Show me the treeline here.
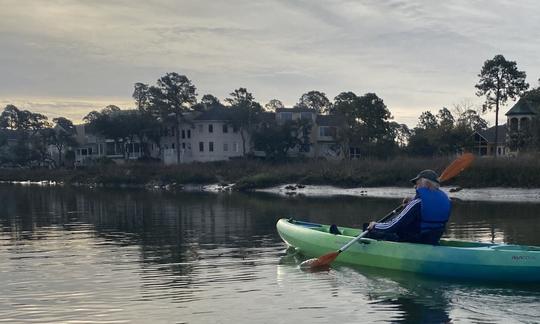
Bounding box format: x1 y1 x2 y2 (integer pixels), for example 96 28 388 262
0 105 76 167
2 54 540 168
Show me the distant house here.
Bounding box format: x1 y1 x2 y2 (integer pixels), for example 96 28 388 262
158 108 248 164
189 108 246 163
315 114 345 159
72 106 347 165
505 97 540 156
472 97 540 157
275 107 345 159
472 125 508 156
73 124 144 165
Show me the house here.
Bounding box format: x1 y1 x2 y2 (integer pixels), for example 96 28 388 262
73 124 144 165
472 125 508 156
505 97 540 156
188 108 245 163
72 106 347 165
275 107 345 159
157 108 247 164
472 97 540 157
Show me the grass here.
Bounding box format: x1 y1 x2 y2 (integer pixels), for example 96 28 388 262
0 154 539 189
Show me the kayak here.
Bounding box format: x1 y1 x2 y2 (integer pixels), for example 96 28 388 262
276 218 540 282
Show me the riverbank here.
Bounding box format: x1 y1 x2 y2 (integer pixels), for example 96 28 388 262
1 155 540 190
256 184 540 202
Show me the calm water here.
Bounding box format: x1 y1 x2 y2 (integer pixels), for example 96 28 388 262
1 184 540 323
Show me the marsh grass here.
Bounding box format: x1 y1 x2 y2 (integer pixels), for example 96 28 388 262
0 154 539 189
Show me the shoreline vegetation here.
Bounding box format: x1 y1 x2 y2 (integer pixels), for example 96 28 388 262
1 155 540 191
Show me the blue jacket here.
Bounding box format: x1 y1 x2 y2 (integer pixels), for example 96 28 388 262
373 188 451 243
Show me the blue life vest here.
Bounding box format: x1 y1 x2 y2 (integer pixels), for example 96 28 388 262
416 187 451 230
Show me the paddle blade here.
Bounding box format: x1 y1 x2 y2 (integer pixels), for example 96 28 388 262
438 153 474 183
300 251 339 269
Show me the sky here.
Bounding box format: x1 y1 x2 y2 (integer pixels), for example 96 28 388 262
1 0 540 127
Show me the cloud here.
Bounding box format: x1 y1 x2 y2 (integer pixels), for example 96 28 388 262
0 0 538 126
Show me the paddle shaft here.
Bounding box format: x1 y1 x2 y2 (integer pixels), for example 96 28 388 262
338 230 369 253
336 204 404 254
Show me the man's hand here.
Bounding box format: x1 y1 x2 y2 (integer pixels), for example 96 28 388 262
402 197 412 205
367 221 377 230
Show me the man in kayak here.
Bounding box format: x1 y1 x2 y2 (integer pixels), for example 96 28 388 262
365 169 451 245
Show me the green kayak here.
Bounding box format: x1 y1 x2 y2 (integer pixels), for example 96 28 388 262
277 218 540 282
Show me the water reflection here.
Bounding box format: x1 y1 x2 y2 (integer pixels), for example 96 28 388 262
0 184 540 323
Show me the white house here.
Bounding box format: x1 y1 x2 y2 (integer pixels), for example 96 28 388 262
158 108 247 164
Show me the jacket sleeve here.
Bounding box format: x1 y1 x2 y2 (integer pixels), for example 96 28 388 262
374 198 421 232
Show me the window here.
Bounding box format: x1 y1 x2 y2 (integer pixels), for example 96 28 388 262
182 143 186 149
319 126 336 137
209 124 213 133
223 143 229 151
279 112 293 121
181 130 185 139
233 142 239 153
209 141 214 152
198 124 203 133
223 124 228 133
233 125 239 133
172 143 175 149
187 129 191 138
510 118 518 131
199 142 204 152
350 147 361 159
187 143 191 150
521 118 530 131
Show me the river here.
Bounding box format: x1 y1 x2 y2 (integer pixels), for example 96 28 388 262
0 184 539 323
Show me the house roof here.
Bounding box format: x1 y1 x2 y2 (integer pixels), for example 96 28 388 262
316 114 345 127
276 107 315 113
506 98 540 116
476 125 507 144
259 111 276 122
193 107 233 121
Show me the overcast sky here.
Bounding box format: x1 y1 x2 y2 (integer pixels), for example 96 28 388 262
1 0 539 126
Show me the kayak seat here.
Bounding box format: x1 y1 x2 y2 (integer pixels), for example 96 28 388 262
329 224 341 235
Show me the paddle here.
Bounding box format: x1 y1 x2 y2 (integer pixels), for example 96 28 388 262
300 153 475 269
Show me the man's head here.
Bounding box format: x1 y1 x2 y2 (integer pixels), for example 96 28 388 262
410 169 440 189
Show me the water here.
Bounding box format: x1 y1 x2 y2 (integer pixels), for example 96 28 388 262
0 185 539 323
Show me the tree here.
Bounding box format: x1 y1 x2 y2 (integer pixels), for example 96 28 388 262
253 119 312 161
390 122 411 148
356 93 393 144
155 73 197 162
417 111 438 130
156 73 197 113
194 94 223 111
295 91 332 114
0 104 23 130
437 107 455 132
331 91 358 125
452 100 488 132
133 83 150 112
225 88 263 155
264 99 284 112
0 105 50 133
475 54 529 156
50 117 77 166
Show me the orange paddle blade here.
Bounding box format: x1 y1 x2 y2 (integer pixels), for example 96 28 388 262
300 251 339 269
438 153 474 183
